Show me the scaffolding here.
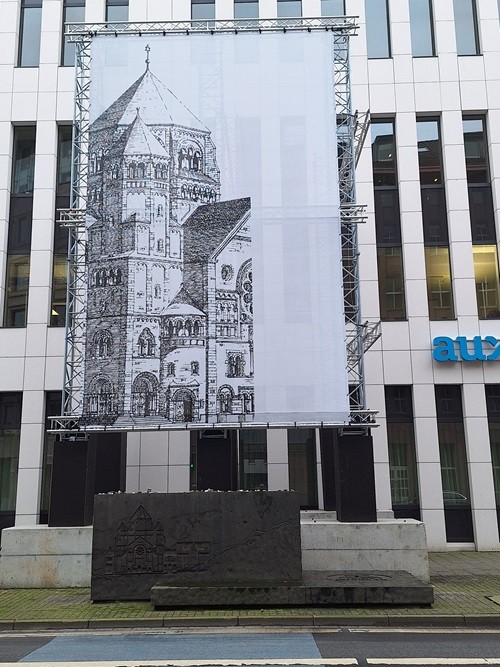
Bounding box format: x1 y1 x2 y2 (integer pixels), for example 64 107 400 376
51 17 379 434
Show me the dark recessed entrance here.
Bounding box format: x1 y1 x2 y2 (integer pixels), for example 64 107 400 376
191 430 237 491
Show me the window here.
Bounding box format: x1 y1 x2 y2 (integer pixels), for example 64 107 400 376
321 0 344 15
51 126 72 326
0 394 22 523
18 0 42 67
62 0 85 66
372 120 406 320
106 0 129 21
486 386 500 539
191 0 215 21
463 118 500 318
453 0 480 55
409 0 435 57
4 127 36 328
288 429 318 509
385 387 420 519
277 0 302 17
234 0 259 19
365 0 391 58
417 118 455 320
239 430 267 490
435 386 473 543
39 392 62 523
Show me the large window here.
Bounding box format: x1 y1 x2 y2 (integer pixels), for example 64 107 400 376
435 386 473 543
4 127 36 328
277 0 302 17
0 394 22 531
463 117 500 319
39 392 62 523
385 386 420 520
372 120 406 320
234 0 258 19
288 429 318 509
18 0 42 67
62 0 85 67
453 0 480 55
409 0 435 57
191 0 215 21
417 118 455 320
365 0 391 58
106 0 129 21
239 430 267 490
51 126 72 327
486 385 500 540
321 0 344 15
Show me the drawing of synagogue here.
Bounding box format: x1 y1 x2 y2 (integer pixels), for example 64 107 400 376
82 59 254 426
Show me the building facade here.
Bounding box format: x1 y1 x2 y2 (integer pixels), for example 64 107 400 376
0 0 499 550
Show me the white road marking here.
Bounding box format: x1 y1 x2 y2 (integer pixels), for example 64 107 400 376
349 629 500 634
0 660 358 667
367 660 500 665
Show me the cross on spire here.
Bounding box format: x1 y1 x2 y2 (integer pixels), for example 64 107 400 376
145 44 151 71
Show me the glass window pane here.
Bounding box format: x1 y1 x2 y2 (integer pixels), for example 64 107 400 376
277 0 302 17
12 127 36 195
234 1 259 18
365 0 391 58
371 121 396 186
409 0 435 57
51 254 68 327
62 5 85 66
453 0 480 55
18 6 42 67
417 119 443 184
321 0 344 15
106 4 129 21
57 126 72 196
191 2 215 19
3 255 30 327
438 423 471 507
377 247 406 320
288 429 318 509
473 245 500 319
424 246 454 320
463 117 488 183
0 430 20 511
239 429 267 490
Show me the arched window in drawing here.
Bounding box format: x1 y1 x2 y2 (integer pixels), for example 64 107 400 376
178 147 188 171
131 372 158 417
154 283 161 299
127 191 146 221
128 162 136 178
137 162 145 179
191 361 199 375
167 320 174 337
166 362 175 376
227 353 245 378
138 327 155 357
93 330 113 358
193 320 200 336
218 386 233 414
87 376 115 416
193 150 202 171
237 260 253 320
172 388 196 422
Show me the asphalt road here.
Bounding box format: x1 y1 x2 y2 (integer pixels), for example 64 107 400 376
1 629 500 665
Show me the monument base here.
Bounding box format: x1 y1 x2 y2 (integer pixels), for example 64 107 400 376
151 571 434 608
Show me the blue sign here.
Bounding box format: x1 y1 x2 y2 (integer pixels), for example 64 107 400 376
432 336 500 362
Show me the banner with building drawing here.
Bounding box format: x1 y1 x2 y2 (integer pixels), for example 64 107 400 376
81 31 349 427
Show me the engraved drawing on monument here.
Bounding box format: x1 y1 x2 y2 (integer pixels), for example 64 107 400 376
82 48 253 427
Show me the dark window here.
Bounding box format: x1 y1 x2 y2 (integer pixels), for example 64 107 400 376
288 429 318 509
39 391 62 523
18 0 42 67
277 0 302 17
409 0 435 56
417 118 443 185
463 117 489 184
321 0 345 15
106 0 129 21
239 430 267 490
12 126 36 196
0 393 22 517
62 0 85 66
234 0 259 18
453 0 480 55
486 386 500 530
365 0 391 58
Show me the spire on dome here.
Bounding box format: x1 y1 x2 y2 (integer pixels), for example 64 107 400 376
145 44 150 72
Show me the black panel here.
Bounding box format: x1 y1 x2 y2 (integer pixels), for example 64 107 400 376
469 185 496 243
444 507 474 543
435 385 463 422
421 186 448 245
48 440 89 526
486 385 500 421
374 188 401 245
0 511 15 539
88 432 126 496
7 197 33 253
0 393 22 428
333 433 377 522
319 428 336 511
196 431 236 491
385 385 413 422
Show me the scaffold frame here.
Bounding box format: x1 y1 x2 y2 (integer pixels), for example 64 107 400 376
51 17 379 434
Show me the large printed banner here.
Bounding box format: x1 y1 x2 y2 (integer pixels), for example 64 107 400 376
81 31 349 427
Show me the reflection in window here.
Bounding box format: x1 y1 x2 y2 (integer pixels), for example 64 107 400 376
417 119 443 185
409 0 435 57
377 248 406 320
463 117 489 184
239 430 267 490
191 0 215 20
12 127 36 196
486 386 500 520
425 247 455 320
288 429 318 509
0 393 22 516
473 245 500 319
453 0 480 55
234 0 258 18
372 122 396 187
277 0 302 17
106 0 129 21
321 0 344 15
62 1 85 66
18 0 42 67
39 391 62 523
365 0 391 58
4 256 30 328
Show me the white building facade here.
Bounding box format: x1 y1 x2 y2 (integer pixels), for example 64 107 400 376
0 0 499 551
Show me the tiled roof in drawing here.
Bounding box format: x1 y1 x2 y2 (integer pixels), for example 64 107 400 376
123 112 169 158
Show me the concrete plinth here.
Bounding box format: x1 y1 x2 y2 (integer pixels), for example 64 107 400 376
301 513 430 583
0 526 92 588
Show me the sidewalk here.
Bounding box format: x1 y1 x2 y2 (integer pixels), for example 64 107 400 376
0 552 499 630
